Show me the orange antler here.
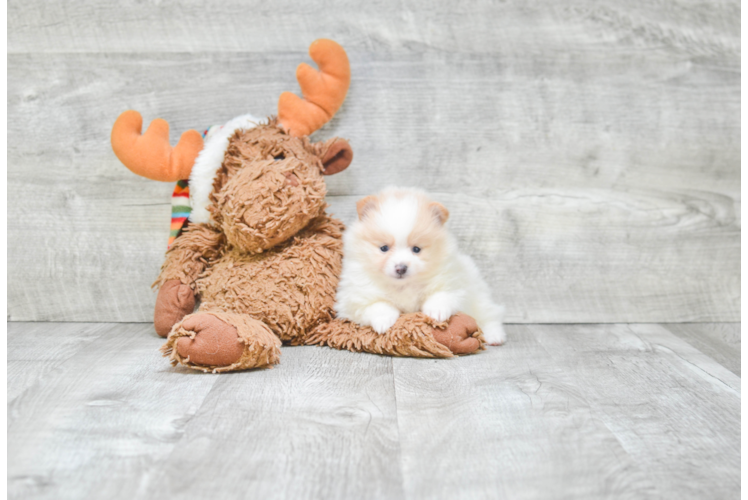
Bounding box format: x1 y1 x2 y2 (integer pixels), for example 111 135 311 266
278 39 351 137
111 110 204 182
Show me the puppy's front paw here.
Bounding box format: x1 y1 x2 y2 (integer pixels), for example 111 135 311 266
422 293 458 323
482 322 506 346
371 315 398 334
364 302 401 334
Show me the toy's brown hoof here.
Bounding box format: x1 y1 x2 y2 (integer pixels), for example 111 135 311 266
154 280 195 337
175 314 245 366
431 313 481 355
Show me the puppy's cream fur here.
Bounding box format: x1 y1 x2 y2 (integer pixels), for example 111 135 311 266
335 187 506 345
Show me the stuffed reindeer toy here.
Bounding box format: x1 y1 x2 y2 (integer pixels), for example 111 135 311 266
111 39 484 373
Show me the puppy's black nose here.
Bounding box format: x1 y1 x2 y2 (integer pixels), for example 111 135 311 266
395 264 408 276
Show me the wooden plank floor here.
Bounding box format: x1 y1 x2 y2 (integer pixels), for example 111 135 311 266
7 322 740 499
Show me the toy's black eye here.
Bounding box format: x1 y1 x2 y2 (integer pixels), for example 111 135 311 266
274 153 285 161
380 245 389 252
412 246 421 254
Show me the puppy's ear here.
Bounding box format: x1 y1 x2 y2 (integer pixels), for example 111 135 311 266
429 202 449 225
356 195 379 220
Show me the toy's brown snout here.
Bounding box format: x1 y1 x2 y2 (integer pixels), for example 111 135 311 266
215 155 327 253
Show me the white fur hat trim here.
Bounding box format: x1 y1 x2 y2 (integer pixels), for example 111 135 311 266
188 113 265 224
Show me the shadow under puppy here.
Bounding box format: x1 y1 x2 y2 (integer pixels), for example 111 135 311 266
335 187 507 346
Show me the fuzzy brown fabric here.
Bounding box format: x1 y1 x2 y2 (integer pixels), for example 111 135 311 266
307 312 485 358
154 122 485 372
195 213 344 345
211 124 329 253
161 311 282 373
154 224 224 289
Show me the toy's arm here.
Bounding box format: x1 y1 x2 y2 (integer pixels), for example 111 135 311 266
154 223 224 288
152 223 224 337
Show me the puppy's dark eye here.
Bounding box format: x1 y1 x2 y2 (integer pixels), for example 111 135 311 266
412 246 421 254
273 153 285 161
380 245 389 252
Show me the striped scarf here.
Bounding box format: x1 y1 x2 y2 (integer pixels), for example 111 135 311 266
168 179 191 248
167 126 223 248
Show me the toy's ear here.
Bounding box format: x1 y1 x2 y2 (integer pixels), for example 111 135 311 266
319 138 353 175
429 202 449 225
356 195 379 220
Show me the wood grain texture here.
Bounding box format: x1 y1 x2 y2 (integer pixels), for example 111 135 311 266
392 323 740 499
7 322 404 500
740 189 748 323
393 325 659 500
740 323 748 416
7 322 108 402
526 324 741 499
147 348 404 500
8 322 740 499
661 323 741 376
7 0 740 322
8 1 740 55
740 418 748 498
7 323 222 500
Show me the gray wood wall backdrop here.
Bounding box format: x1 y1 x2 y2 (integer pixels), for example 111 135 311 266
8 0 740 323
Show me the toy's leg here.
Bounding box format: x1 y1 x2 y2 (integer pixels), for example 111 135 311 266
306 312 484 358
160 312 282 373
430 313 485 354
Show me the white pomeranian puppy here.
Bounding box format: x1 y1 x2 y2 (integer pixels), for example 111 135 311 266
334 187 506 345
